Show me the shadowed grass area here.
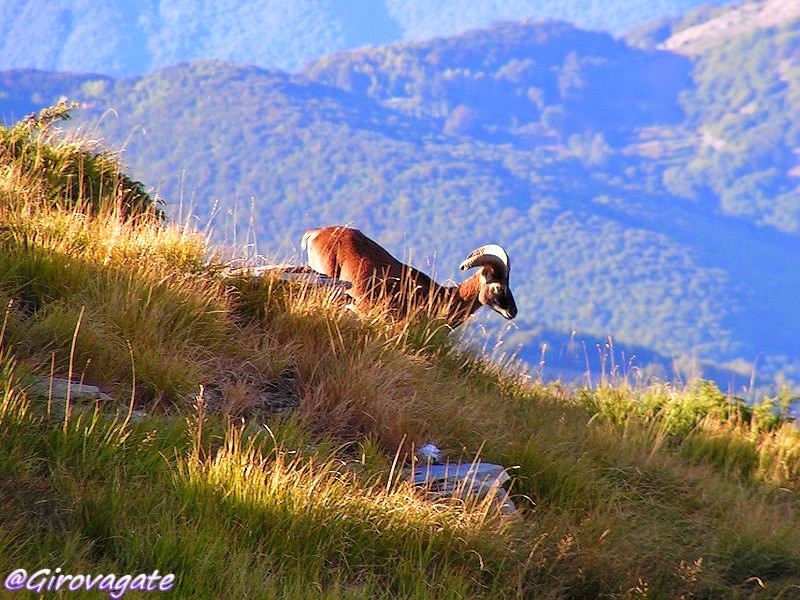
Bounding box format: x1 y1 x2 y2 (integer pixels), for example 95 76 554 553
0 355 518 598
1 116 800 597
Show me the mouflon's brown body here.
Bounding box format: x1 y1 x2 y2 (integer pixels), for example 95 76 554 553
302 226 517 326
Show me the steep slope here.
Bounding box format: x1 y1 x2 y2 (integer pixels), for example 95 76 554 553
2 19 799 390
0 0 737 76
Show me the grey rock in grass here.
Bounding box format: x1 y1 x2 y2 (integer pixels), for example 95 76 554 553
29 377 114 402
408 461 518 515
127 409 149 422
225 264 352 290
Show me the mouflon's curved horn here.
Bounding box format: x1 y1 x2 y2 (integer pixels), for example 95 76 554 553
459 244 510 276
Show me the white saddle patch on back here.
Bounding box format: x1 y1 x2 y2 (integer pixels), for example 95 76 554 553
304 231 328 274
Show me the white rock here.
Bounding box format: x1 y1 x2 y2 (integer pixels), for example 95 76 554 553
408 461 518 515
418 443 442 463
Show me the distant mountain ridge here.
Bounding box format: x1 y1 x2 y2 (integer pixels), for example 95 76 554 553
0 0 736 76
302 20 691 144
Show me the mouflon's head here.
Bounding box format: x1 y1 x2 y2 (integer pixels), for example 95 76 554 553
459 244 517 319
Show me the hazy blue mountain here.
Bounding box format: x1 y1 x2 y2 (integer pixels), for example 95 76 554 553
0 0 736 76
303 20 692 144
385 0 734 41
1 15 798 393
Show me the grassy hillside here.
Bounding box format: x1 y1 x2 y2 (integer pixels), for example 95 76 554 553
4 17 800 391
1 105 800 598
3 20 799 390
